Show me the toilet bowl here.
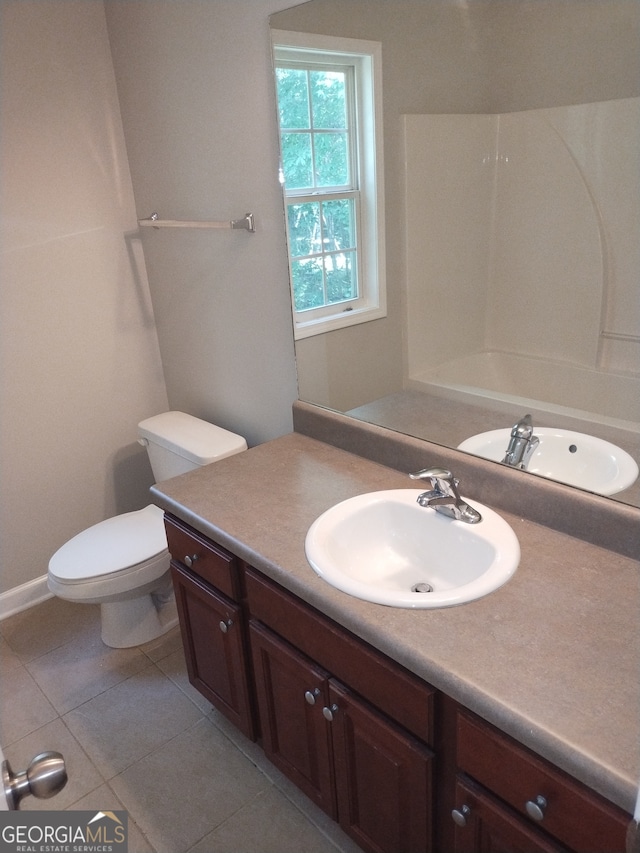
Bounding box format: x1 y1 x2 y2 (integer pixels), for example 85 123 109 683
48 504 173 648
47 412 247 648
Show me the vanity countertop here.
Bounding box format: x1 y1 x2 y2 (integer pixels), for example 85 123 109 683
150 432 639 814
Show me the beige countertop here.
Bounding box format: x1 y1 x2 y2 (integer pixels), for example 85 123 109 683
151 432 639 815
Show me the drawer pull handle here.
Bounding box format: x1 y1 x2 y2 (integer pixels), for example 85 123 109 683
304 688 321 706
184 554 198 568
219 619 233 634
525 795 547 822
451 805 471 827
322 704 339 722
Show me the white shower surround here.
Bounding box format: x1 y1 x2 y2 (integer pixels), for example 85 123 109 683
408 351 640 432
404 98 640 428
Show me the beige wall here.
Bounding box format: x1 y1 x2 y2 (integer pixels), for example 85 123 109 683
104 0 299 448
0 1 169 598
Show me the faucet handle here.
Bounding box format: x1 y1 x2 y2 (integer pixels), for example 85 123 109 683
409 467 455 490
511 413 534 439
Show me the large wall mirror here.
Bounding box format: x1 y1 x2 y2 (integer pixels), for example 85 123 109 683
270 0 640 508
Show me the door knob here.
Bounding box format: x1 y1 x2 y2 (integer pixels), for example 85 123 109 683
219 619 233 633
322 704 339 722
2 751 67 810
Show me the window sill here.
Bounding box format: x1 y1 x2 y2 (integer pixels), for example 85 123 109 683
294 304 387 340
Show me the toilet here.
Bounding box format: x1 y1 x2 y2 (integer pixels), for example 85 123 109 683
47 412 247 648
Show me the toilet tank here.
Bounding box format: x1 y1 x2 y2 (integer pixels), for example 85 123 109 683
137 411 247 481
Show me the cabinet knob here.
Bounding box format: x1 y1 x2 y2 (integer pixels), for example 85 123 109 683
219 619 233 634
525 795 547 822
184 554 198 568
322 704 339 722
304 688 321 706
451 805 471 827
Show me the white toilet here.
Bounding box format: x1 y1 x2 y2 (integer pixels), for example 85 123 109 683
47 412 247 648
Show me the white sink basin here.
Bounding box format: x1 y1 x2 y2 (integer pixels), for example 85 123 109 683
305 490 520 608
457 428 638 496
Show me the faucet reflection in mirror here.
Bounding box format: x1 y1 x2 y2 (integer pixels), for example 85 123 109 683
271 0 640 509
502 415 538 470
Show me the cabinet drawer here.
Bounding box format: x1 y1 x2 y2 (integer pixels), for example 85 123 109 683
456 711 627 852
165 515 239 600
245 568 434 744
452 777 569 853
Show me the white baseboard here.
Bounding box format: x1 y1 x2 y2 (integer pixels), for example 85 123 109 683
0 575 53 621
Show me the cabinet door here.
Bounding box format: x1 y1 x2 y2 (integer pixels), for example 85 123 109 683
249 620 337 818
171 564 255 738
452 778 569 853
329 680 434 853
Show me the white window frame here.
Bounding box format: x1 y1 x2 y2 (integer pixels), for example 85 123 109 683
273 31 386 339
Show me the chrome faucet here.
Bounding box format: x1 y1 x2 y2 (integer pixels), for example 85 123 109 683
502 414 539 469
409 467 482 524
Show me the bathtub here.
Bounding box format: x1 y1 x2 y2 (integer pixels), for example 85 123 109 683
407 351 640 433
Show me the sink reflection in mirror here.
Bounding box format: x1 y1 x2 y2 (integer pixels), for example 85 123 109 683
458 428 638 496
305 490 520 609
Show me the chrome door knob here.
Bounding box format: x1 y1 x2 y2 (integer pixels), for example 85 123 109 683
184 554 198 568
3 751 67 810
219 619 233 633
525 795 547 821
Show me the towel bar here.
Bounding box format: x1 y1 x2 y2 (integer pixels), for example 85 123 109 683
138 212 255 233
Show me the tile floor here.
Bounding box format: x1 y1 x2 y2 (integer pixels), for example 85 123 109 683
0 596 362 853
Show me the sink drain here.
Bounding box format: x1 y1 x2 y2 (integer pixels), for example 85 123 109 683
411 582 434 593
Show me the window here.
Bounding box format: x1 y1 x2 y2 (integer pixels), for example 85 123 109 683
273 31 385 339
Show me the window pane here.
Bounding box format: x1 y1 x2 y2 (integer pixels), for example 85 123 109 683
314 132 349 186
291 258 324 311
322 198 356 251
276 68 310 129
325 252 357 304
281 133 313 190
310 70 346 129
287 201 320 257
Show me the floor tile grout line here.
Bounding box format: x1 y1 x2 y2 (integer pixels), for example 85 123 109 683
24 662 140 719
0 666 59 749
61 776 160 852
59 684 212 784
184 786 275 853
0 604 103 665
198 712 354 851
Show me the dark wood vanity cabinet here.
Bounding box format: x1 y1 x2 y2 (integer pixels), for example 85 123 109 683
165 516 255 739
249 615 433 853
245 568 435 853
165 515 630 853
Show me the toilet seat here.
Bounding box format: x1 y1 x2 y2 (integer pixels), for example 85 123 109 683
49 504 168 586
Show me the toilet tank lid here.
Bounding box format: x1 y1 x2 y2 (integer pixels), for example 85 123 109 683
138 411 247 465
